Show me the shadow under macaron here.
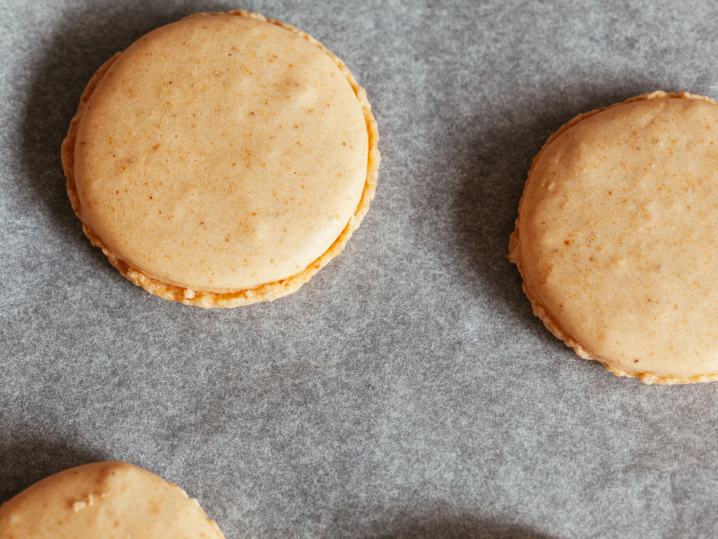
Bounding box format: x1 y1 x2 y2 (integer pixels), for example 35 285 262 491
0 434 108 503
365 513 555 539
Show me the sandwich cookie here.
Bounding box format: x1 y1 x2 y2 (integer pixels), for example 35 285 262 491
509 91 718 384
62 11 380 307
0 461 224 538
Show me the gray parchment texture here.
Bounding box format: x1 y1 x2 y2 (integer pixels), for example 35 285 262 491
2 1 718 537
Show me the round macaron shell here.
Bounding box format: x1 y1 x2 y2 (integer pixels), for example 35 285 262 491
73 13 369 293
514 93 718 382
0 462 224 538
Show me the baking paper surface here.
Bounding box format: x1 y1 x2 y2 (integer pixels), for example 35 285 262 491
2 1 718 537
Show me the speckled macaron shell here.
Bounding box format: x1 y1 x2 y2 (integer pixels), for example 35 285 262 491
62 11 380 307
509 91 718 384
0 462 225 538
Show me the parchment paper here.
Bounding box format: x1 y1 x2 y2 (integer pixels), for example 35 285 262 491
2 0 718 537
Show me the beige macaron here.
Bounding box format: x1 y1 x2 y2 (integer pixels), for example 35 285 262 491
509 91 718 384
0 461 224 538
62 11 380 308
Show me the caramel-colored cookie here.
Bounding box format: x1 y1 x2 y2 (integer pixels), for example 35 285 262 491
509 91 718 384
0 462 224 538
62 11 380 308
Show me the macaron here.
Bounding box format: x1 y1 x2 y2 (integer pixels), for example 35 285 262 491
0 461 224 538
509 91 718 384
62 11 380 308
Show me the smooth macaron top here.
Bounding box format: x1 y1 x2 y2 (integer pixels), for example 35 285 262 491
0 461 224 538
73 13 369 293
516 92 718 381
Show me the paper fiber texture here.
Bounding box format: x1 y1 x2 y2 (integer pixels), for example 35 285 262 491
2 1 718 537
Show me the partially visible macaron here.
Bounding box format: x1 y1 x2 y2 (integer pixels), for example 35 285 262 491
0 461 224 538
509 91 718 384
62 11 380 308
